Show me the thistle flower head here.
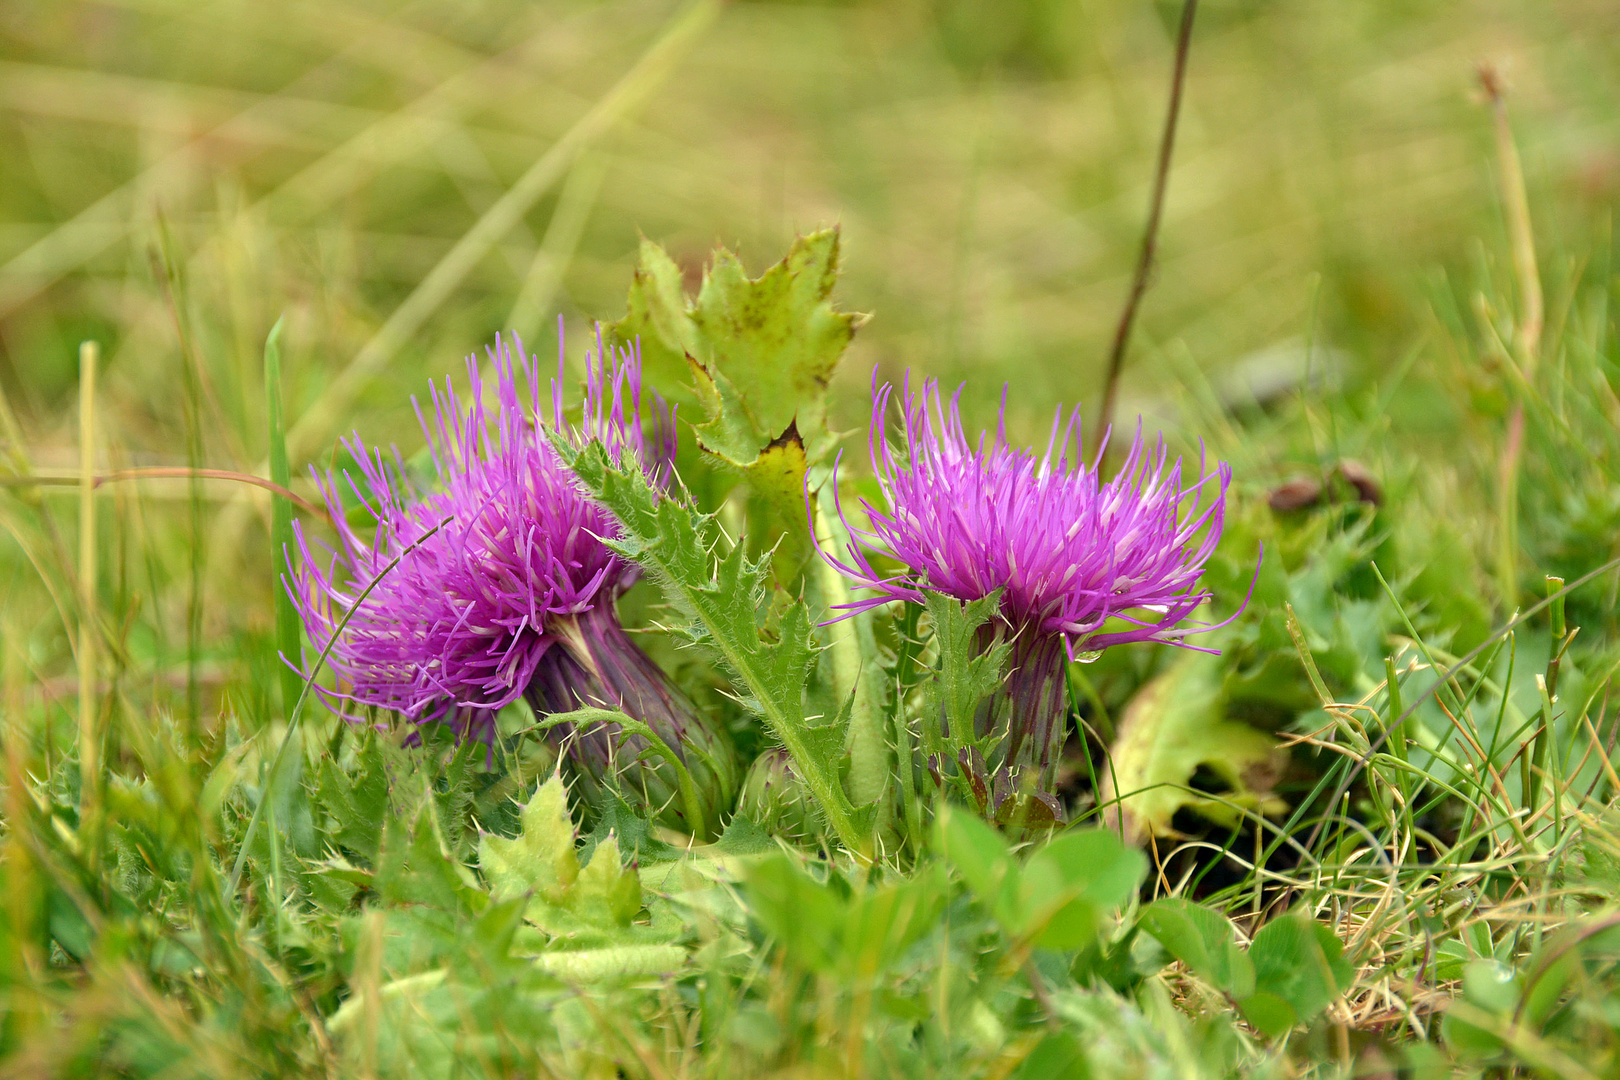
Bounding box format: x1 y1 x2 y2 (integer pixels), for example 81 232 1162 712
289 324 672 739
820 374 1234 657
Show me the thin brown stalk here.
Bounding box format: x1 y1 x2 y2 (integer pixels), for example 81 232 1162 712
0 468 328 520
1091 0 1198 461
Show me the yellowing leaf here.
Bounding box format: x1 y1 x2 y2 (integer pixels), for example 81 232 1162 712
608 229 862 476
1100 652 1286 843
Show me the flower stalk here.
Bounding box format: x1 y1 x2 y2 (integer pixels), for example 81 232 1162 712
819 374 1241 812
288 324 738 837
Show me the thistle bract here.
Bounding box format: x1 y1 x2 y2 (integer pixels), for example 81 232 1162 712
289 326 737 836
736 747 819 844
819 375 1235 804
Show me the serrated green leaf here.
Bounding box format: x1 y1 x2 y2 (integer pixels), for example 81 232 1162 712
584 789 683 865
317 735 390 863
375 804 478 914
612 239 701 397
711 813 775 856
922 591 1009 809
573 835 642 927
478 774 580 905
608 229 859 472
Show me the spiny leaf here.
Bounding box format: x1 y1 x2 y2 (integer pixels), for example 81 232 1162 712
573 835 642 927
924 591 1009 737
609 230 860 471
611 238 701 397
557 438 869 858
541 706 712 840
922 591 1010 807
584 790 683 866
315 735 389 863
478 773 580 905
528 944 687 982
375 804 478 914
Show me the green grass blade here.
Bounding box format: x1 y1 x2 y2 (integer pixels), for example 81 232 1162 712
263 316 300 718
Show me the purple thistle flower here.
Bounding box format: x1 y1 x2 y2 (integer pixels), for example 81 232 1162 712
817 374 1243 807
288 324 737 836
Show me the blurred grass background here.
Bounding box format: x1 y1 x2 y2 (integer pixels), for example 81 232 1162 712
0 0 1617 671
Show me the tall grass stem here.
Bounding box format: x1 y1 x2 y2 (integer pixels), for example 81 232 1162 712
1480 65 1542 610
279 0 722 467
1092 0 1198 462
264 317 300 719
76 340 99 848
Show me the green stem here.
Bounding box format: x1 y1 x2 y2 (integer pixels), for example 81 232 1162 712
815 499 888 809
264 317 301 720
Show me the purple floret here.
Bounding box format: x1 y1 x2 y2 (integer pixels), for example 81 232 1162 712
288 324 671 742
820 373 1233 656
816 373 1243 812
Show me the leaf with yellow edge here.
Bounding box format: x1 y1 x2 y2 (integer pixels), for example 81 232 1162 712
1100 651 1287 843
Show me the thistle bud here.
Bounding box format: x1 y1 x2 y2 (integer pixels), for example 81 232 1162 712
736 748 819 844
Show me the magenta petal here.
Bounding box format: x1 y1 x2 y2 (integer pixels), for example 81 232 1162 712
287 322 674 739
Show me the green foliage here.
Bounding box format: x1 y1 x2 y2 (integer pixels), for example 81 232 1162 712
1138 900 1350 1038
934 805 1145 950
479 774 646 936
745 855 947 979
263 316 300 720
1098 651 1287 843
1241 913 1353 1037
919 591 1011 812
1138 898 1255 1000
609 230 860 475
4 29 1620 1070
478 773 581 906
556 437 871 857
533 706 717 841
